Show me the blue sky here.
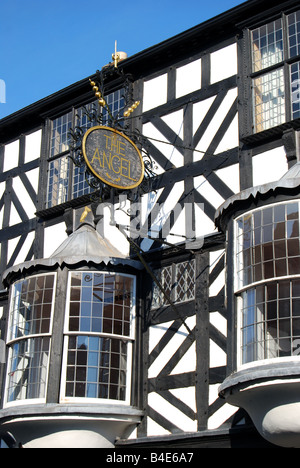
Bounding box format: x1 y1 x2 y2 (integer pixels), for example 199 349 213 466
0 0 245 119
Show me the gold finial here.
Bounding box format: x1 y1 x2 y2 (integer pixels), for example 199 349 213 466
112 40 120 68
89 79 107 108
80 206 92 223
124 101 140 118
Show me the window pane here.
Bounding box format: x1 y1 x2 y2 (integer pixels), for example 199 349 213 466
65 336 128 401
151 260 195 309
72 166 93 199
6 337 50 403
50 112 72 158
291 61 300 120
252 19 283 72
9 275 55 341
240 279 300 364
236 203 300 290
288 10 300 58
46 156 69 208
68 272 134 337
63 272 135 402
253 68 285 132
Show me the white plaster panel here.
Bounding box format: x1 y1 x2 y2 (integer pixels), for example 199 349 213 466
170 387 196 414
7 231 35 267
194 175 225 210
252 146 288 186
148 392 197 434
210 43 238 84
143 121 184 172
147 416 170 436
215 114 239 154
148 320 174 355
170 341 196 375
101 205 130 257
194 88 238 156
12 175 36 222
44 222 68 258
193 96 217 135
215 162 240 194
209 264 225 297
4 140 19 172
176 59 201 98
210 311 227 337
9 203 22 226
210 338 227 368
26 167 39 194
194 202 216 239
25 130 42 163
209 249 225 273
140 180 185 251
161 109 184 139
148 316 195 379
143 74 168 112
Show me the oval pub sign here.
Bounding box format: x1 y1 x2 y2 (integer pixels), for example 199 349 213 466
82 126 144 190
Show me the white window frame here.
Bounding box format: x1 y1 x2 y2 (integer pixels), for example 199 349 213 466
4 273 57 407
60 271 136 406
234 201 300 369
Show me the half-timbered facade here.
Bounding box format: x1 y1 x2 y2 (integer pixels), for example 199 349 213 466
0 0 300 448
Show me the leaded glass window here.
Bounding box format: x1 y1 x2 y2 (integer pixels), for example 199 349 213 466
50 112 73 158
46 89 124 208
62 271 135 402
288 10 300 58
250 10 300 133
291 61 300 120
235 202 300 366
6 274 56 404
251 19 283 72
151 260 195 309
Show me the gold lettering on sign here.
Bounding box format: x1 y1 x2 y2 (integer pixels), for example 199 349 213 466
83 126 144 190
91 133 138 182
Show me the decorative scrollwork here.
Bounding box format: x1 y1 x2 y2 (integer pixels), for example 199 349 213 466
67 66 158 205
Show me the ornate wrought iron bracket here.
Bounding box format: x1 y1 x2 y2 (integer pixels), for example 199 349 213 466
68 66 157 204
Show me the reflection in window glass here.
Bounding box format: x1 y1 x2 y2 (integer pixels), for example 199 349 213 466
253 68 285 132
9 275 55 341
151 260 195 309
64 271 135 402
241 280 300 364
252 19 283 72
236 202 300 366
65 336 127 400
7 337 50 402
236 202 300 289
288 10 300 58
47 90 125 208
50 112 72 158
68 272 133 336
250 10 300 134
47 156 69 208
291 61 300 120
6 274 55 403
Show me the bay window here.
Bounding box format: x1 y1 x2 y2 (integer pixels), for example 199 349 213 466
5 274 56 404
235 201 300 366
61 271 135 403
